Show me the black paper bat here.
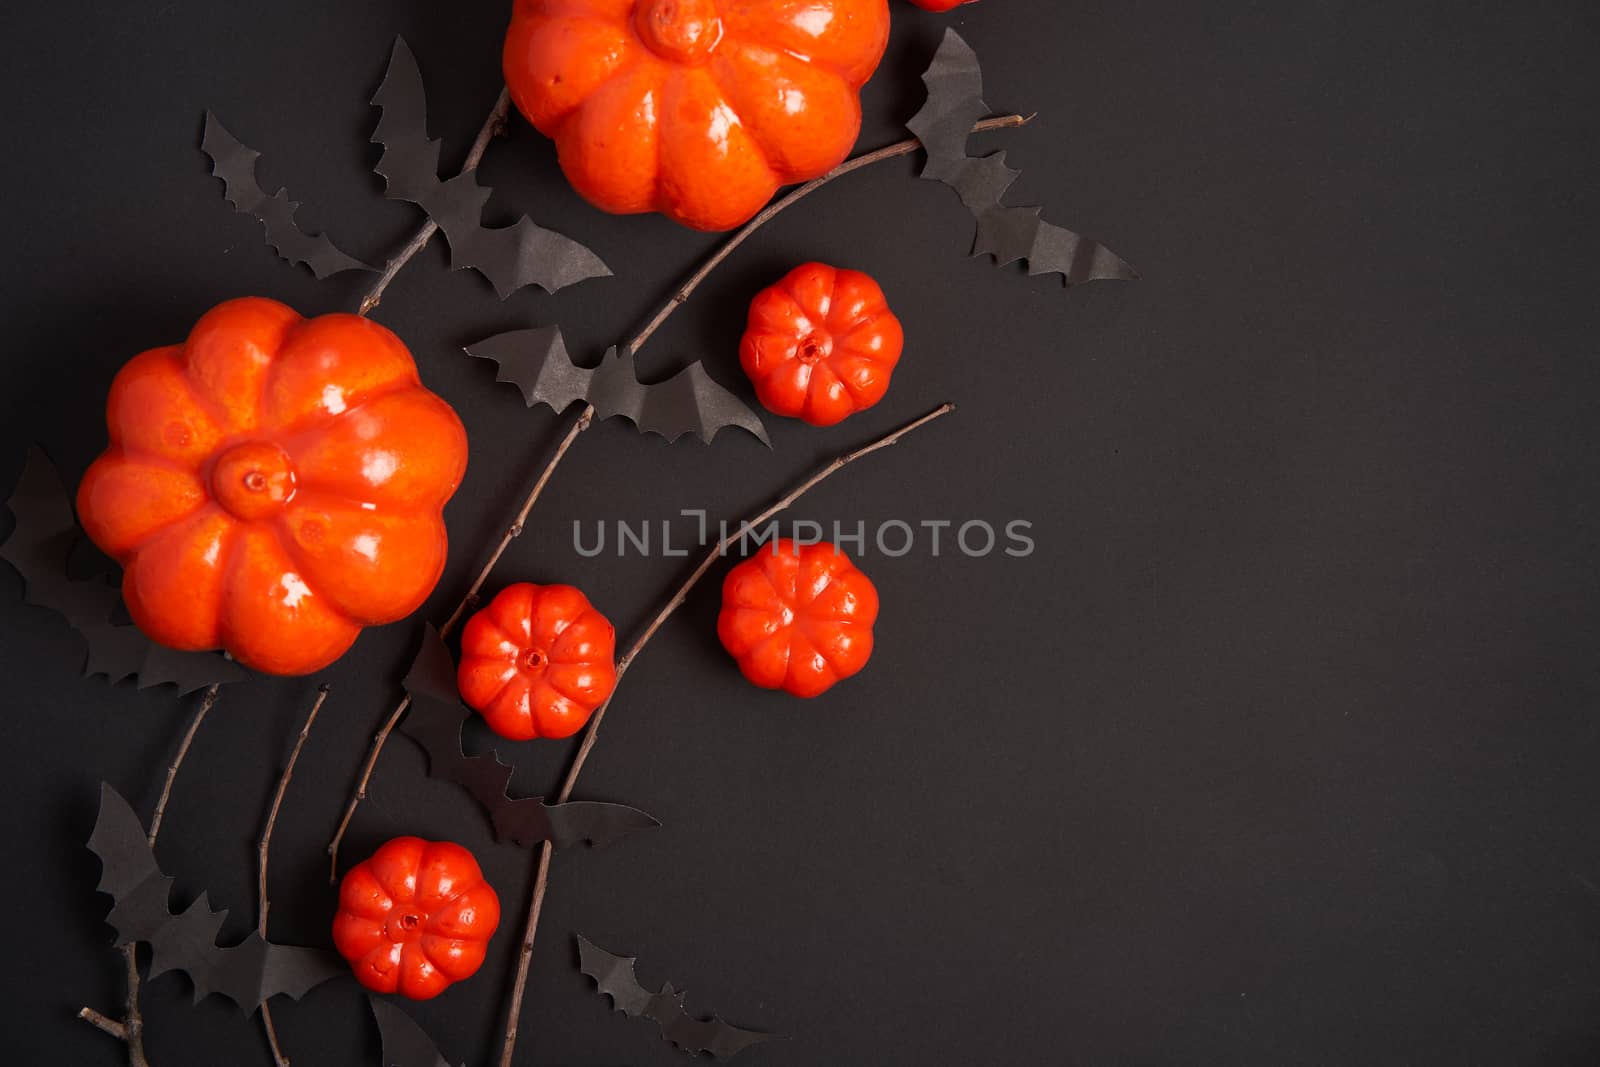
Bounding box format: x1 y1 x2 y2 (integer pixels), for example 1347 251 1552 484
372 39 611 298
907 29 1138 287
88 783 344 1010
369 996 460 1067
201 112 375 279
399 625 659 850
577 935 769 1059
1 449 246 694
465 328 769 446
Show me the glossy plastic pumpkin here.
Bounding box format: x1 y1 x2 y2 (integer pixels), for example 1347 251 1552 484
457 582 618 740
76 297 468 676
717 538 878 697
503 0 893 231
739 262 903 426
333 837 501 1000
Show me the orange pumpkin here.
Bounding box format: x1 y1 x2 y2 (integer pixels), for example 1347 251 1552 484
457 583 618 741
503 0 892 231
76 297 468 676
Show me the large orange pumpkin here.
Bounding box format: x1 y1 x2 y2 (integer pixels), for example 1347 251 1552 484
503 0 892 231
76 297 468 676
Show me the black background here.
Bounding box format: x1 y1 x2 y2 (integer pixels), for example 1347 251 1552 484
3 1 1598 1064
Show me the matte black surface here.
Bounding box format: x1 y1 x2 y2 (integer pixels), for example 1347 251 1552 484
1 2 1597 1064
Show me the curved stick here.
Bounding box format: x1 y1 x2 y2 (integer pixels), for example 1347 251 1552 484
146 682 221 844
257 684 332 1067
496 402 956 1067
77 681 225 1065
357 88 512 317
326 406 593 880
623 114 1029 357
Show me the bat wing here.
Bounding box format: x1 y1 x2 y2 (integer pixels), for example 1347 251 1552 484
909 29 1138 287
464 331 768 446
906 28 991 180
434 175 612 298
400 627 660 850
659 1003 773 1060
369 996 462 1067
88 784 342 1011
577 934 770 1059
371 39 610 297
2 449 245 693
496 797 661 851
465 327 594 411
201 112 373 279
591 349 771 446
400 624 517 816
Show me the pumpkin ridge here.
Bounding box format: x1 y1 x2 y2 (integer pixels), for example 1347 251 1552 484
118 506 234 651
470 654 527 711
213 519 255 639
825 296 882 339
547 612 612 662
710 41 857 183
512 11 636 130
421 843 483 905
359 942 401 988
703 51 784 181
796 560 837 608
192 512 246 650
732 551 784 610
752 628 794 677
267 490 435 625
650 64 691 219
252 518 365 634
831 311 891 350
279 389 465 512
469 609 524 659
726 2 880 85
172 353 244 442
783 265 836 321
114 495 218 561
110 444 209 479
560 50 665 215
827 362 880 406
266 374 420 442
784 630 830 688
252 314 311 430
543 660 609 704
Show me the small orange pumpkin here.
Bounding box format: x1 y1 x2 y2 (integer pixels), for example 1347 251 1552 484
457 583 618 740
503 0 892 231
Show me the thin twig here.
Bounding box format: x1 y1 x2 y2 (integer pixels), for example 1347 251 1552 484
147 682 220 845
326 406 594 881
496 843 553 1067
439 404 595 636
261 1008 291 1067
77 1007 126 1040
256 684 332 1067
623 115 1030 357
358 88 512 317
78 941 150 1063
495 402 956 1067
80 682 226 1063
